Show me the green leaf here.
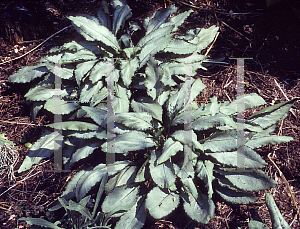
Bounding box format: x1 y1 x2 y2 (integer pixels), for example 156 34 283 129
61 49 97 64
215 169 277 192
105 165 137 194
75 165 108 201
81 106 107 126
67 15 120 51
206 146 267 169
196 161 214 199
18 218 63 229
44 96 80 115
97 0 111 30
189 113 236 131
110 112 153 131
115 195 147 229
101 131 156 154
68 199 93 220
219 93 266 116
101 184 139 218
174 161 198 200
161 9 193 32
112 5 132 35
180 187 215 224
171 130 204 152
89 61 112 84
145 186 180 219
8 64 48 84
79 80 103 102
92 172 108 218
114 83 130 113
157 138 183 165
246 135 293 149
24 84 68 101
18 130 63 173
44 62 74 80
247 98 298 129
265 192 291 229
60 169 87 199
214 179 259 205
144 5 177 34
164 39 196 54
120 57 139 87
139 34 173 68
70 141 103 166
172 108 210 126
75 60 98 87
144 56 167 101
46 121 99 131
202 129 254 153
189 25 219 53
149 149 176 189
30 101 44 121
248 220 270 229
131 97 163 122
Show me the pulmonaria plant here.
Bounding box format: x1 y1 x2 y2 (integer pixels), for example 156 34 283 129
8 0 297 228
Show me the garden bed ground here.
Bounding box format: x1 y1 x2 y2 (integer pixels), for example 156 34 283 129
0 0 300 228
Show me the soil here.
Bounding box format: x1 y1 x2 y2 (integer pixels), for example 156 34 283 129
0 0 300 228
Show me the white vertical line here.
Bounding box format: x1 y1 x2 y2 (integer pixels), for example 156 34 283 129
230 57 252 170
52 57 63 172
183 65 193 173
106 58 116 172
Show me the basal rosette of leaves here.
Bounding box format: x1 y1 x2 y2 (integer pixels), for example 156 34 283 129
9 0 297 228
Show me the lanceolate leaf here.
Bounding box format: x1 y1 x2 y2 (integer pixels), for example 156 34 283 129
114 83 130 113
196 161 214 199
206 146 267 169
81 106 107 126
137 25 173 48
149 149 176 189
214 179 259 205
8 64 48 84
18 218 63 229
120 57 139 87
89 61 112 84
139 34 173 68
180 187 215 224
101 131 156 154
265 192 291 229
24 84 68 101
44 96 80 115
67 15 120 51
215 169 277 192
112 112 153 131
144 5 177 35
131 97 163 122
79 80 103 101
247 98 298 129
219 93 266 116
189 113 236 131
171 130 204 152
112 5 132 35
145 186 180 219
101 184 139 218
189 25 219 53
115 195 147 229
70 141 103 166
76 165 108 201
46 121 100 131
246 135 293 149
157 138 183 165
61 49 97 64
18 131 63 173
161 9 193 32
105 165 137 194
97 0 111 30
164 39 196 54
75 60 98 87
